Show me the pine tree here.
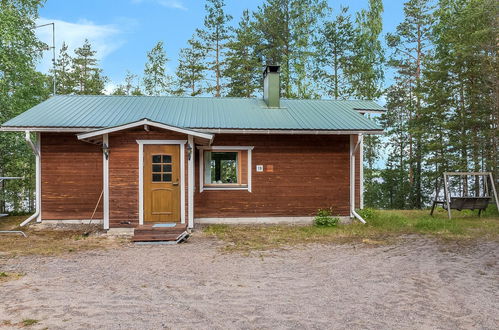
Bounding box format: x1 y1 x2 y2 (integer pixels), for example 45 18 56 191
0 0 51 213
290 0 328 98
143 41 171 96
113 71 142 96
253 0 327 98
51 42 74 94
197 0 232 97
379 83 413 208
72 39 107 95
385 0 433 208
314 6 354 99
174 36 207 96
253 0 292 96
349 0 384 99
224 9 261 97
425 0 499 184
349 0 385 208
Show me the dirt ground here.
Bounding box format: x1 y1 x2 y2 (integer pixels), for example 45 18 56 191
1 235 498 330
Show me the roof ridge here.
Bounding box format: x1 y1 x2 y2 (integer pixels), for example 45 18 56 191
52 94 380 103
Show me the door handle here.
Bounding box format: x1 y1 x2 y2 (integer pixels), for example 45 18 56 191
172 182 179 186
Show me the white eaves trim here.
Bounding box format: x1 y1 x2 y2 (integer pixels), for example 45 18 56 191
195 128 384 135
76 119 214 141
2 126 383 136
0 126 96 132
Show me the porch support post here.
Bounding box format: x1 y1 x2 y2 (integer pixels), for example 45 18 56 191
349 135 355 218
359 134 364 209
35 132 41 222
187 135 194 229
103 134 109 230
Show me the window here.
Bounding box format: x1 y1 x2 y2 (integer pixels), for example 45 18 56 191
151 154 172 182
204 151 239 185
200 147 253 191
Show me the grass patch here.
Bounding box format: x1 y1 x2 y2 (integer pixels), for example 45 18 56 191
22 319 39 326
0 271 24 283
204 208 499 252
0 216 126 258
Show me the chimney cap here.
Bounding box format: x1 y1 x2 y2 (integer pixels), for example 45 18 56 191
263 65 280 78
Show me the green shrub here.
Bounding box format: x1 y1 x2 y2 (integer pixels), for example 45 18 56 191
357 208 378 221
314 209 339 227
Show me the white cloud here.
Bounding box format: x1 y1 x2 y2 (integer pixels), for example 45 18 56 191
35 17 125 73
132 0 188 10
158 0 187 10
104 82 118 95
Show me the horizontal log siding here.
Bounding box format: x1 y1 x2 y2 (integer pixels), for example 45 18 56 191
195 134 356 218
40 131 360 225
40 133 103 220
108 129 187 228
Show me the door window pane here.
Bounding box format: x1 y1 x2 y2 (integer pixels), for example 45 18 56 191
151 154 173 183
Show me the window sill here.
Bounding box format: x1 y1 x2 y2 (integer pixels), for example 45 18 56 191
202 185 249 191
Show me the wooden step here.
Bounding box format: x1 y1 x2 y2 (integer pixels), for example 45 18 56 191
134 228 186 235
132 223 189 242
132 233 184 242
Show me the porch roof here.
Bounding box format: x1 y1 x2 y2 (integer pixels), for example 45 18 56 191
1 95 384 134
77 118 214 144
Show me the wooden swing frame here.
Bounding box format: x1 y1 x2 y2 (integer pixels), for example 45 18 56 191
430 172 499 219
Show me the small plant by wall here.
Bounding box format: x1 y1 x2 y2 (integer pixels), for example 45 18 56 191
314 208 339 227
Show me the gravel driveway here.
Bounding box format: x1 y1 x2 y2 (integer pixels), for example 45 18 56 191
1 236 498 329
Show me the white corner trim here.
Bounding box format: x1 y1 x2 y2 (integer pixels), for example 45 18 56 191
199 148 204 193
36 133 42 222
77 119 213 141
180 143 186 224
197 146 254 192
187 135 194 228
138 142 144 224
350 135 366 224
103 134 109 230
248 148 252 192
137 140 186 225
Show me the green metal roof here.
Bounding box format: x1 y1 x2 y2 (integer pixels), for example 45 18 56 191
1 95 384 132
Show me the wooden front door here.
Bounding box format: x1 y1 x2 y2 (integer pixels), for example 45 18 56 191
143 145 180 223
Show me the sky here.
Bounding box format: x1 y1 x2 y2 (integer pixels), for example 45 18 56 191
36 0 404 94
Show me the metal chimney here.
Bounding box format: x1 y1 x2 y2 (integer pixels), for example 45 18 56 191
263 65 280 108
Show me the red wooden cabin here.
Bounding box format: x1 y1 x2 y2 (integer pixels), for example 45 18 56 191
1 66 384 234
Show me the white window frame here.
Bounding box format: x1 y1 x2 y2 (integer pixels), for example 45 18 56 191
197 146 253 192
